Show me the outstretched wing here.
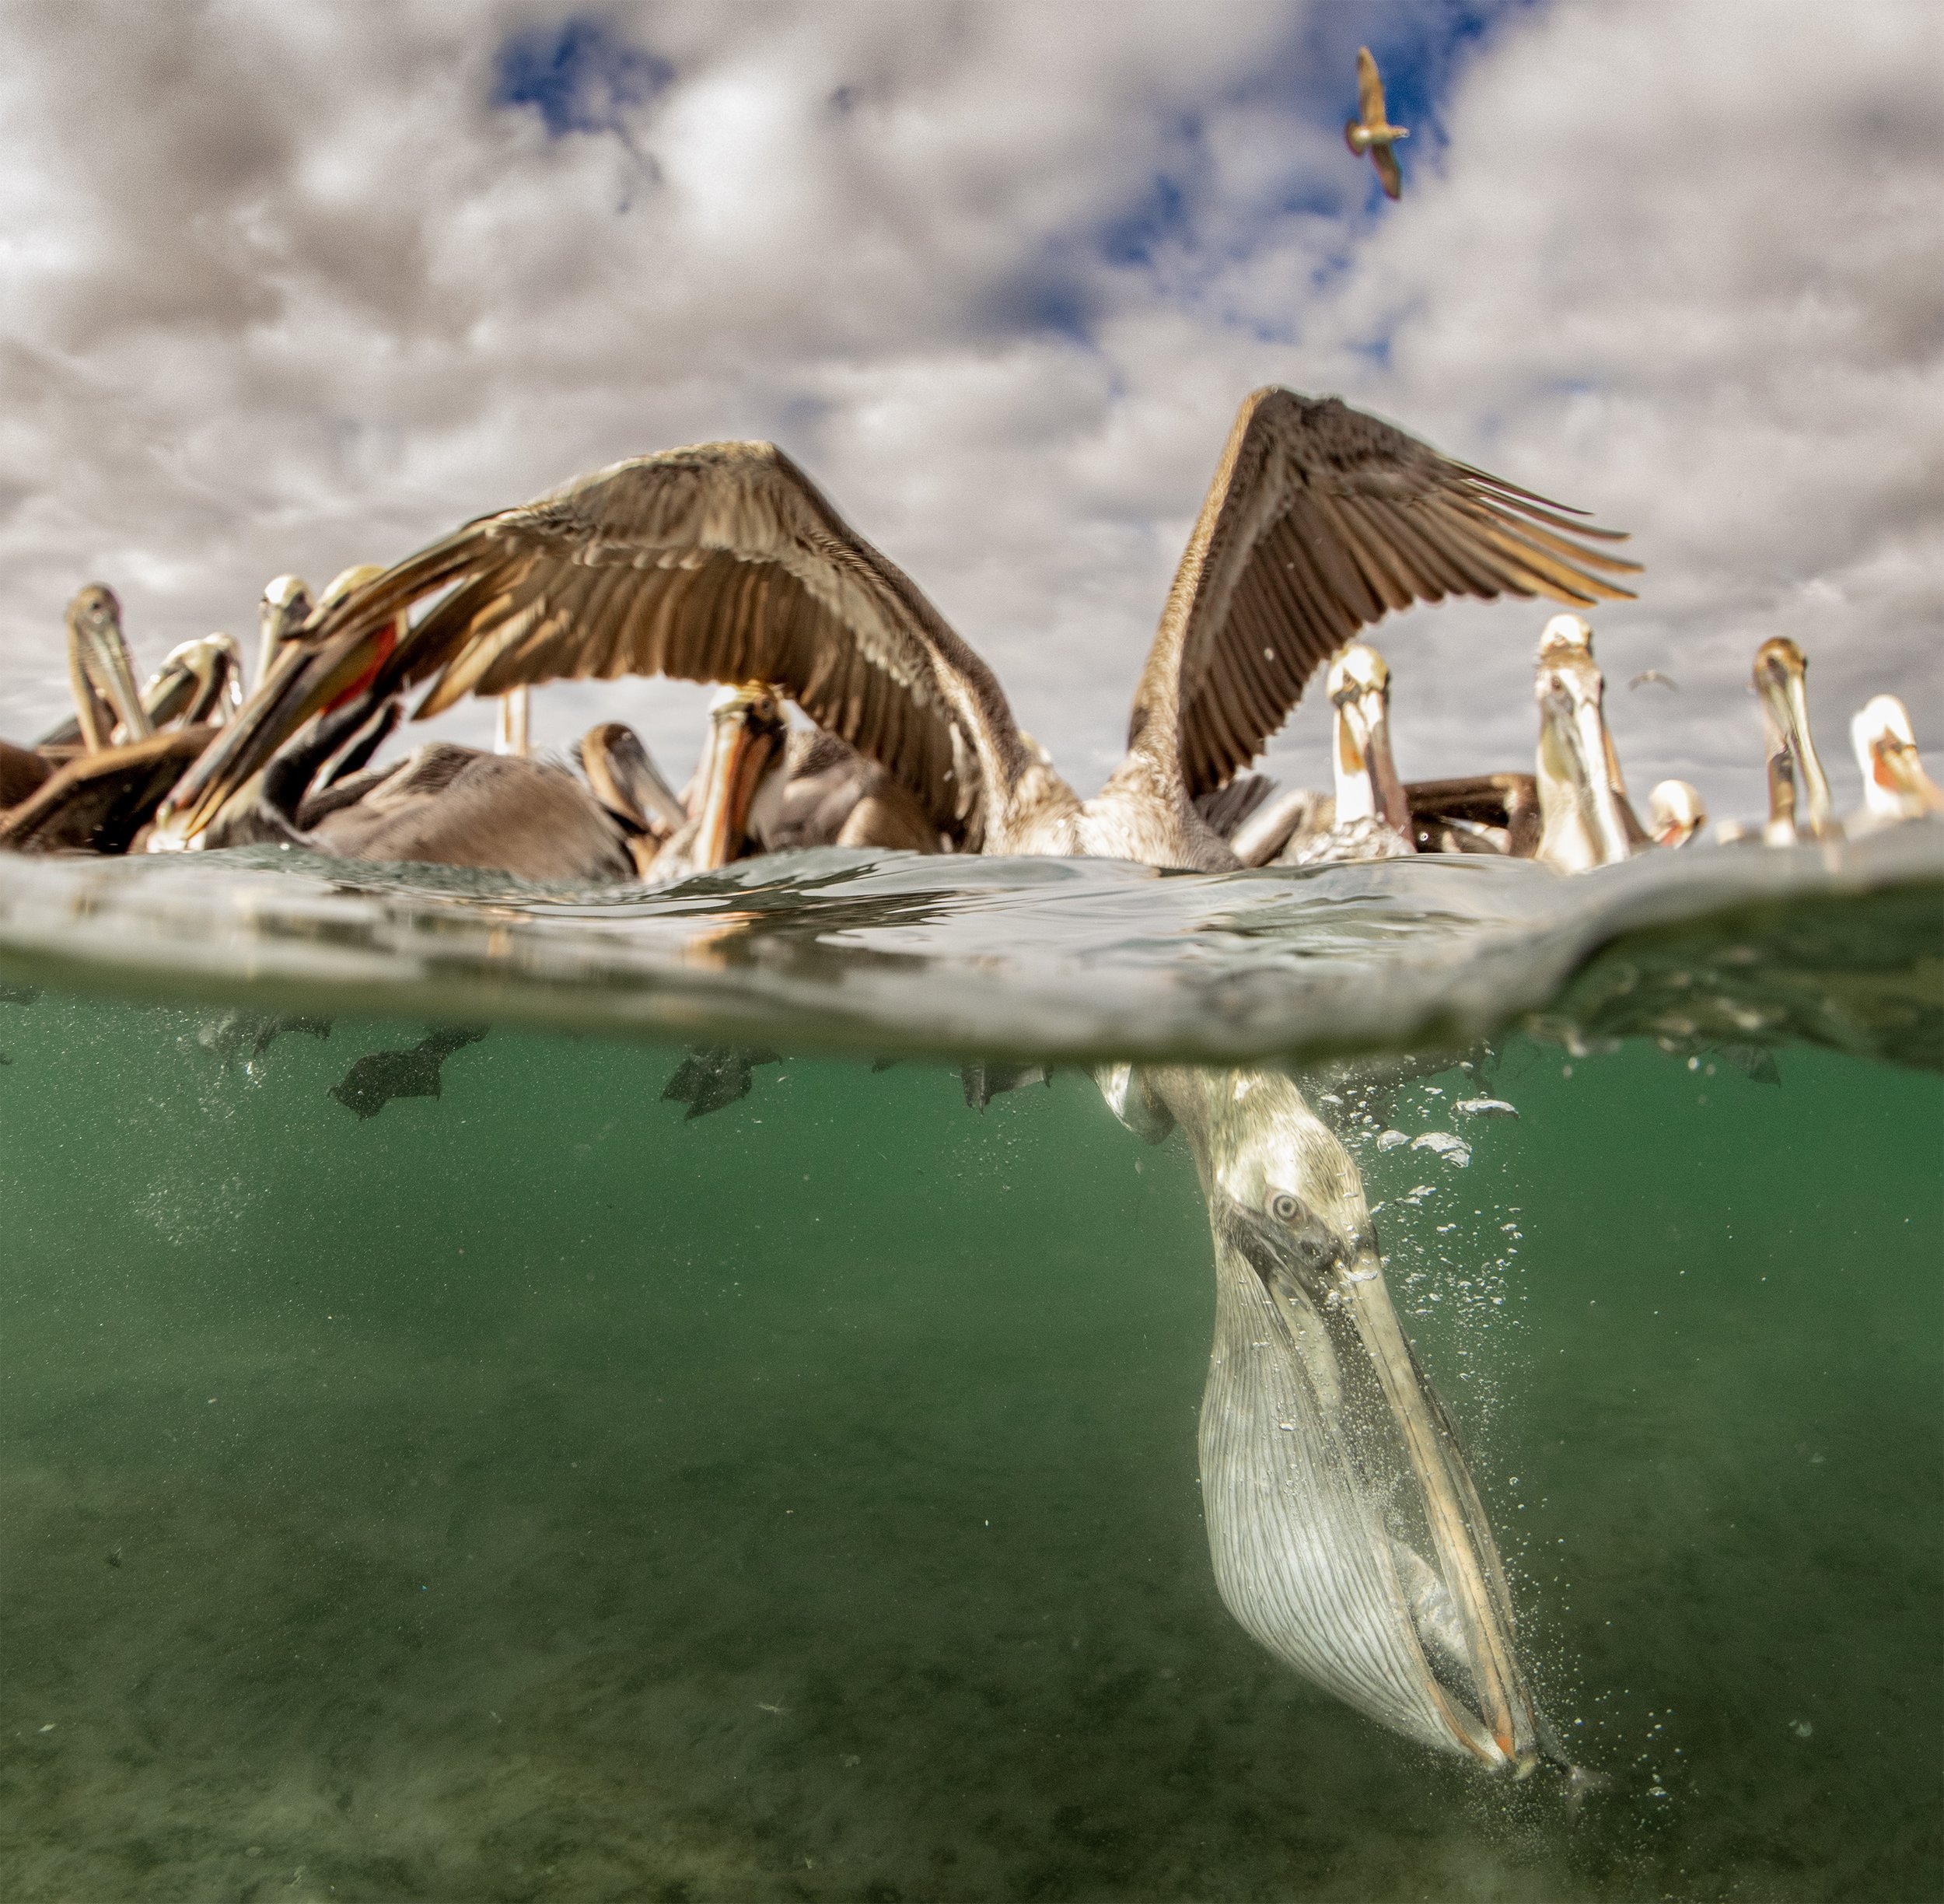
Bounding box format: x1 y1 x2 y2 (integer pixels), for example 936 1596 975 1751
1372 142 1403 200
1356 47 1388 128
303 443 1012 842
1128 388 1642 798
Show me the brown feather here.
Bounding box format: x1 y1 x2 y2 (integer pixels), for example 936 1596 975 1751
298 443 1016 845
1131 387 1638 797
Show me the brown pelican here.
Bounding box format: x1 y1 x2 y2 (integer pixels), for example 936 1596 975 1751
1286 643 1414 864
2 588 229 854
764 726 944 854
1103 1062 1554 1771
191 672 788 884
576 720 687 856
1344 47 1407 200
645 682 792 875
154 388 1636 870
0 728 216 854
0 741 53 810
1533 615 1640 872
1754 637 1836 845
1232 772 1542 866
40 632 244 750
1647 779 1707 846
257 576 314 691
65 586 152 754
1851 694 1943 825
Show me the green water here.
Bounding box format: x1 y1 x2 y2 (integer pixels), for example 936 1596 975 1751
2 993 1937 1900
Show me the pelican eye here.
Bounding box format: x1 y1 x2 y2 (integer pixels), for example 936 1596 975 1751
1269 1192 1303 1224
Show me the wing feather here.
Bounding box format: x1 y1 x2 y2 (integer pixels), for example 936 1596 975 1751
305 443 1010 842
1357 47 1387 126
1130 387 1640 796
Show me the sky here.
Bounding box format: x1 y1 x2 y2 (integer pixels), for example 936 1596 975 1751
2 0 1939 824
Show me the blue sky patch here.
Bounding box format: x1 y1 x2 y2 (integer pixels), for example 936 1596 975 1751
492 16 674 142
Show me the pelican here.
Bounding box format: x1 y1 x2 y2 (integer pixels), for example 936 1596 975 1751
1286 643 1414 864
764 726 944 854
1102 1062 1561 1772
1647 779 1707 846
1344 47 1408 201
154 388 1636 872
1754 637 1836 845
0 741 52 810
0 728 216 854
64 586 152 754
194 670 788 884
1851 694 1943 825
2 588 222 854
257 576 314 691
39 632 244 750
1533 615 1641 872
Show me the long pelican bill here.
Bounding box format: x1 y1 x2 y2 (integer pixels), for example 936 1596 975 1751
1535 619 1632 871
692 684 788 870
1328 644 1411 835
150 611 399 849
65 585 153 754
1853 695 1944 821
1119 1065 1546 1769
1754 638 1835 842
256 574 314 694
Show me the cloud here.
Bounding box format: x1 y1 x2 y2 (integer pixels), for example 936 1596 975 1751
0 0 1935 826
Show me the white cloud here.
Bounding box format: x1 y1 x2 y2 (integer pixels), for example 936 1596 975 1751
1 0 1937 824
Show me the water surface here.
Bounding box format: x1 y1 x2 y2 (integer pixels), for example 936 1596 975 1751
1 834 1939 1901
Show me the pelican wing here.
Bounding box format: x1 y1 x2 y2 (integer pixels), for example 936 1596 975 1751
1131 387 1641 798
1356 47 1388 128
307 443 1008 841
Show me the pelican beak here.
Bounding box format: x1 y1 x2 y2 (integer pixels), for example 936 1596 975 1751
256 576 314 691
1329 649 1409 834
1358 694 1410 835
1872 735 1944 817
1150 1066 1544 1771
692 684 788 871
150 619 397 849
1755 642 1835 839
66 586 152 752
1538 657 1631 868
1212 1199 1536 1766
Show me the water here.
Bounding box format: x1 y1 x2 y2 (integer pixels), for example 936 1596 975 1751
2 831 1939 1901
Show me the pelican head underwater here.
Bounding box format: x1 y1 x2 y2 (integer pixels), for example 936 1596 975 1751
1102 1062 1558 1771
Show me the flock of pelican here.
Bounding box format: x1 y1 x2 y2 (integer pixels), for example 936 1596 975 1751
2 385 1936 1783
4 391 1931 875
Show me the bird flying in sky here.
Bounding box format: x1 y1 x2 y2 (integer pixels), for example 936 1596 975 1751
1344 47 1408 201
1628 670 1680 691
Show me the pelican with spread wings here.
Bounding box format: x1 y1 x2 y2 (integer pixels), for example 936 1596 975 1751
1345 47 1409 201
156 387 1637 866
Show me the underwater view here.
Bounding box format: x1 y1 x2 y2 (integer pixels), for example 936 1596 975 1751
2 836 1939 1902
